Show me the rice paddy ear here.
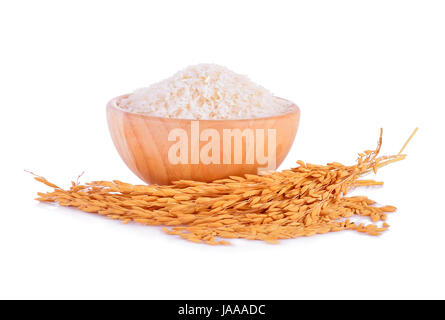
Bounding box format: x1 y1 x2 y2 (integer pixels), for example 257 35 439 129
31 130 411 245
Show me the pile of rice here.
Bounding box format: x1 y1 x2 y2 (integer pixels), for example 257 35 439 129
117 64 292 120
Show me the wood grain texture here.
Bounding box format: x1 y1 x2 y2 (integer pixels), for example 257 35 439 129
107 95 300 185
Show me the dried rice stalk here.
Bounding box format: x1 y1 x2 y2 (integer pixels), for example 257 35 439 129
32 129 417 245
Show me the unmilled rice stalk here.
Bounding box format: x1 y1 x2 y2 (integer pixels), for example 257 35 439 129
32 129 417 245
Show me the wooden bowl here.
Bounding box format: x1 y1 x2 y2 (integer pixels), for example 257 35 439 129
107 95 300 185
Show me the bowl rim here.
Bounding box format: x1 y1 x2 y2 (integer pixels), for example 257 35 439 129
107 94 300 122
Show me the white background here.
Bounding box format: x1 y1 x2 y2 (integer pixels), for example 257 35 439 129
1 0 444 299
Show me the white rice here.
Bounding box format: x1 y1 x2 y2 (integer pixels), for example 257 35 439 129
117 64 292 120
